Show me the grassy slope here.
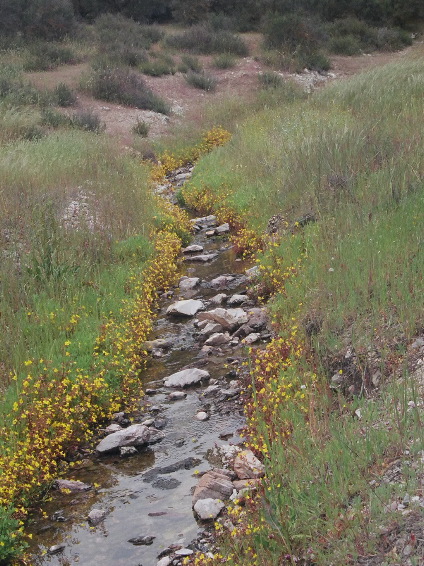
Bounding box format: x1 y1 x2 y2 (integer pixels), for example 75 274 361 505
183 45 424 565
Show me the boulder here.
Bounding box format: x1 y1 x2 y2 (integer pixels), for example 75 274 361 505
164 368 210 388
55 479 91 492
204 332 230 346
247 308 268 330
199 322 224 337
210 275 235 288
242 332 261 345
104 423 123 434
144 338 173 351
192 469 234 505
228 294 248 306
179 277 201 291
182 244 204 254
184 253 218 263
169 391 187 401
215 223 230 235
87 508 108 526
96 424 163 454
210 293 227 305
166 299 205 317
194 498 225 520
197 308 248 330
233 450 265 479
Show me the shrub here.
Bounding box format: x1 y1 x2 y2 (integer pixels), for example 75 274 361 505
166 25 248 56
263 13 324 51
70 110 104 133
374 27 413 51
94 13 163 51
85 67 170 114
40 107 71 128
0 70 42 106
53 82 76 107
132 119 150 137
22 0 76 41
258 71 284 88
140 54 176 77
213 53 237 69
24 43 77 71
300 50 331 72
178 54 202 73
328 35 362 55
184 71 217 92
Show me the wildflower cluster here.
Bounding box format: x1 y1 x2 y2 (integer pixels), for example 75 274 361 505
149 126 232 183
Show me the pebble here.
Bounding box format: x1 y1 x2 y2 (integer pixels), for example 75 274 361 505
196 411 209 421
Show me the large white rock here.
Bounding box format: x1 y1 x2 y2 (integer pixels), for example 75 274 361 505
179 277 201 291
199 322 224 337
164 368 210 388
96 424 163 454
182 244 204 254
194 498 225 520
166 299 204 317
227 294 248 306
197 308 248 330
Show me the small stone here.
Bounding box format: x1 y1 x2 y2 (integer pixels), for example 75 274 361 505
228 294 248 306
179 277 201 291
192 469 234 505
104 423 123 434
196 411 209 421
87 508 108 526
200 322 224 337
182 245 204 254
157 558 172 566
194 498 225 520
205 332 230 346
233 450 265 479
166 299 205 317
184 253 218 263
175 548 194 556
164 368 210 388
141 418 155 426
242 333 260 345
120 446 138 457
215 223 230 235
210 293 227 305
245 266 259 278
48 545 66 555
210 275 235 288
55 479 91 492
169 391 187 401
128 535 155 546
205 230 216 237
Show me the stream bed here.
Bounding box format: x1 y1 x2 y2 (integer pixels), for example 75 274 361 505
26 216 267 566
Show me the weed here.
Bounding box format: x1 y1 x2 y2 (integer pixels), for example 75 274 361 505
23 42 77 71
70 110 104 133
53 82 76 107
132 119 150 137
178 54 202 73
140 54 176 77
258 71 283 88
166 25 248 56
185 71 217 92
213 53 237 69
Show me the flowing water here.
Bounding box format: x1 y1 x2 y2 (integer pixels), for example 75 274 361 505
27 224 253 566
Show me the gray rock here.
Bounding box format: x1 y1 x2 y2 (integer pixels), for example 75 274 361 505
200 322 224 337
184 253 218 263
104 423 123 434
96 424 163 454
48 545 66 555
194 498 225 520
87 508 108 526
169 391 187 401
242 332 260 345
166 299 205 317
205 332 230 346
210 275 235 288
197 308 248 330
228 294 248 306
196 411 209 421
55 479 91 492
234 450 265 479
193 469 234 505
144 338 173 351
179 276 201 291
191 215 217 227
157 558 172 566
175 548 194 556
245 265 260 279
215 223 230 235
210 293 227 305
128 535 155 546
182 244 204 254
202 385 221 397
247 308 268 330
205 229 216 237
164 368 210 388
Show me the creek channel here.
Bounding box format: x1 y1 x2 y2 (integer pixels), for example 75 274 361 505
27 210 268 566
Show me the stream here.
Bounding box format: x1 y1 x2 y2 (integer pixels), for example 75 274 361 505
26 209 267 566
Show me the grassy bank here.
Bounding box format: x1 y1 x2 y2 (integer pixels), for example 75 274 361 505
182 45 424 565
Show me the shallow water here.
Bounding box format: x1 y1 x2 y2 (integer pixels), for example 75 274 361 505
27 226 251 566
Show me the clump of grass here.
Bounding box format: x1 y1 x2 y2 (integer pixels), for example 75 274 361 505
52 82 76 107
132 118 150 137
0 106 43 144
178 54 202 73
40 107 70 129
140 54 176 77
23 42 77 71
0 67 44 106
258 71 284 88
166 25 248 56
184 71 217 92
213 53 237 69
70 110 104 133
83 67 170 114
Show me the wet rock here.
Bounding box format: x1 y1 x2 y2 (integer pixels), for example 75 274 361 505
104 423 123 434
205 229 216 237
194 498 225 520
152 477 181 490
245 266 260 279
166 299 205 317
51 510 66 522
120 446 138 457
96 424 163 454
192 469 234 505
154 417 168 429
169 391 187 401
196 411 209 421
141 418 155 426
202 384 221 397
220 388 240 400
112 411 131 426
215 223 230 235
182 244 204 254
233 450 265 479
242 332 260 345
144 338 173 351
227 294 248 306
232 324 252 339
233 479 261 491
184 253 218 263
197 308 248 330
175 548 194 556
210 293 227 305
179 277 201 291
48 545 66 555
247 308 268 330
210 275 235 288
55 479 91 492
164 368 210 388
205 332 230 346
87 508 108 526
199 322 224 337
128 535 155 546
191 215 217 228
157 558 172 566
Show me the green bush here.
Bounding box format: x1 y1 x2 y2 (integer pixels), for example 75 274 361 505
140 54 176 76
213 53 237 69
132 119 150 137
263 13 324 51
85 67 171 114
0 68 43 106
22 0 76 41
184 71 217 91
94 13 163 51
0 506 28 564
24 43 77 71
258 71 284 88
70 110 104 133
53 82 76 106
328 35 362 55
178 54 202 73
166 25 248 56
41 107 71 128
300 50 331 72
